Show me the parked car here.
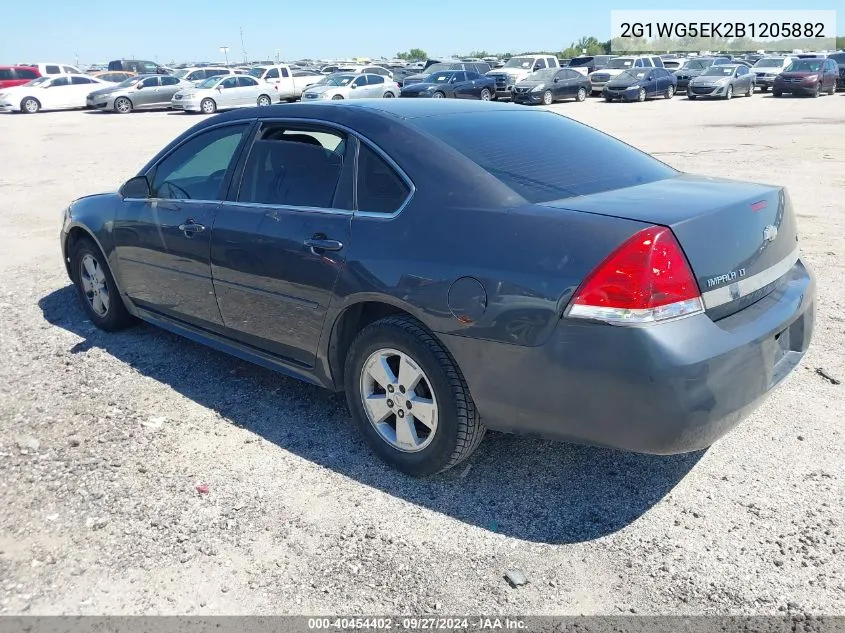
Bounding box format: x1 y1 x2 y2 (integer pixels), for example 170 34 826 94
0 74 107 113
107 59 166 75
588 55 665 94
603 68 677 101
302 73 400 100
171 75 274 114
751 56 795 92
0 65 40 90
486 55 559 99
673 56 732 92
336 65 395 79
399 70 494 100
662 59 683 70
687 64 755 99
512 67 590 104
58 99 815 476
20 63 82 77
401 61 490 87
773 58 838 97
90 71 137 83
86 74 184 113
827 51 845 90
173 67 233 84
247 64 322 101
567 55 614 76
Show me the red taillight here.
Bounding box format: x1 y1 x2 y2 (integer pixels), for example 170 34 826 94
567 225 704 325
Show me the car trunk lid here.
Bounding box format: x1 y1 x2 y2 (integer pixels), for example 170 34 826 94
541 174 800 320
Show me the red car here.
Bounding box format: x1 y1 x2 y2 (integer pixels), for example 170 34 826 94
0 65 41 90
772 57 838 97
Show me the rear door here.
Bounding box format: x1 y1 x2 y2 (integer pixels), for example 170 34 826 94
365 74 386 97
113 122 252 329
209 121 354 366
159 75 182 102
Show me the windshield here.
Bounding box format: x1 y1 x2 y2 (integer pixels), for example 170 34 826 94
504 57 534 69
568 56 594 67
702 66 736 77
608 58 634 69
786 60 823 72
754 58 785 68
324 75 354 86
173 69 189 79
116 77 140 88
423 63 458 74
530 68 559 81
617 69 649 80
197 76 221 89
248 67 267 78
427 72 454 84
27 77 51 87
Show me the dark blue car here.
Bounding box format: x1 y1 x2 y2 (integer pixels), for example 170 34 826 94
60 99 815 476
603 67 678 101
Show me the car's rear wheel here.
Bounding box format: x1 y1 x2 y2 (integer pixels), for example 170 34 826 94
725 84 733 100
479 88 491 101
576 87 587 102
70 237 134 332
114 97 133 114
665 85 674 99
637 87 646 102
344 315 485 476
542 90 553 105
760 86 768 92
257 94 272 107
382 91 394 98
21 97 40 113
432 91 445 99
200 98 217 114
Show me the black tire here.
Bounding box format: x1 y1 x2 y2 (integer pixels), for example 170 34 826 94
812 83 821 98
828 83 836 95
70 237 134 332
20 97 40 113
200 98 217 114
114 97 133 114
688 94 697 100
575 87 587 102
725 84 733 100
761 86 769 92
382 91 395 98
331 94 344 100
257 94 272 107
604 96 613 102
637 87 646 102
432 91 445 99
479 88 491 101
773 90 782 97
665 85 674 99
542 90 553 105
344 315 485 476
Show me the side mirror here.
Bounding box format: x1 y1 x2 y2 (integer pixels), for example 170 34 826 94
120 175 151 199
554 77 559 83
350 84 357 89
136 83 144 89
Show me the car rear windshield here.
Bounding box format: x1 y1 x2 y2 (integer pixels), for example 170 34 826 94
412 111 676 204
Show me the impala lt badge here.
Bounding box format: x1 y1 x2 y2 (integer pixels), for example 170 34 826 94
763 224 778 242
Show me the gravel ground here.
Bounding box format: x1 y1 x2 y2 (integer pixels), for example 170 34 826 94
0 94 843 616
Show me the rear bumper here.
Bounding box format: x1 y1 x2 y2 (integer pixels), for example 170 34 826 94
440 259 815 454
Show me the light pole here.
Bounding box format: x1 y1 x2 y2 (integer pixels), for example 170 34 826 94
220 46 230 65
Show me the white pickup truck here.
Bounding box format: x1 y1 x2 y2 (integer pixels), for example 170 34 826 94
248 64 322 101
485 54 560 99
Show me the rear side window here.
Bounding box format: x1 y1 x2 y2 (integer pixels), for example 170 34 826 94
17 68 38 79
366 75 385 85
413 111 676 204
161 76 180 86
45 65 61 74
71 76 94 84
237 76 257 87
0 69 13 80
356 143 410 214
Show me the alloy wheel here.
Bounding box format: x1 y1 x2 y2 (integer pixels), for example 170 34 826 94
480 88 491 101
576 87 586 102
79 253 110 317
115 98 132 114
23 98 39 113
542 90 553 105
359 348 438 453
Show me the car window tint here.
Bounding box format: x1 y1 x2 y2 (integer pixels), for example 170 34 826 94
221 77 238 88
237 76 256 87
367 75 385 85
266 68 279 79
50 77 69 86
18 68 38 79
151 124 249 200
237 130 345 209
356 142 410 214
140 77 158 87
161 76 179 86
413 111 676 204
0 69 13 80
280 68 290 78
45 65 60 74
71 76 93 84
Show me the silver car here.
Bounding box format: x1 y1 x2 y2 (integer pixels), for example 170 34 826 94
86 75 184 113
171 74 274 114
301 73 400 100
687 64 755 100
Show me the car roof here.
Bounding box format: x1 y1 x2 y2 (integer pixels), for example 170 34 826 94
275 98 525 120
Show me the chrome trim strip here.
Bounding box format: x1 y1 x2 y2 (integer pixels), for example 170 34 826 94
701 246 800 309
218 200 353 216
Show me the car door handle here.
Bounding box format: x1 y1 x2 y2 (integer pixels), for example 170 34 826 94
304 238 343 253
178 220 206 236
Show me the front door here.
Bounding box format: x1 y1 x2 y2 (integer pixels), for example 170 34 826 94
210 121 354 367
113 122 252 330
133 76 161 108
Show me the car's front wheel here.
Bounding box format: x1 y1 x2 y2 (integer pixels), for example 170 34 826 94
432 91 445 99
542 90 553 105
725 84 733 100
21 97 40 113
200 98 217 114
114 97 133 114
70 237 134 331
344 315 485 476
576 87 587 102
637 87 646 102
665 85 674 99
479 88 491 101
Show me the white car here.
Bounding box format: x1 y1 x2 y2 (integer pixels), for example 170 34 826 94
172 67 234 85
301 73 400 100
18 63 83 77
0 74 107 113
336 65 394 79
171 74 274 114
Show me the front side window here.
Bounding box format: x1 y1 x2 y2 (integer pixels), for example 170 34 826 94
187 71 202 81
220 77 238 89
71 76 93 85
352 76 366 87
140 77 159 88
356 143 410 214
49 77 69 87
266 68 280 79
45 65 61 74
237 126 346 209
237 76 258 87
161 76 180 86
151 124 249 200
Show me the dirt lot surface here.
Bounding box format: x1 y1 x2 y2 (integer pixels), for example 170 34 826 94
1 94 843 616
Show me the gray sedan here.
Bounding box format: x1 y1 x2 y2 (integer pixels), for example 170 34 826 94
687 64 755 100
86 75 184 113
